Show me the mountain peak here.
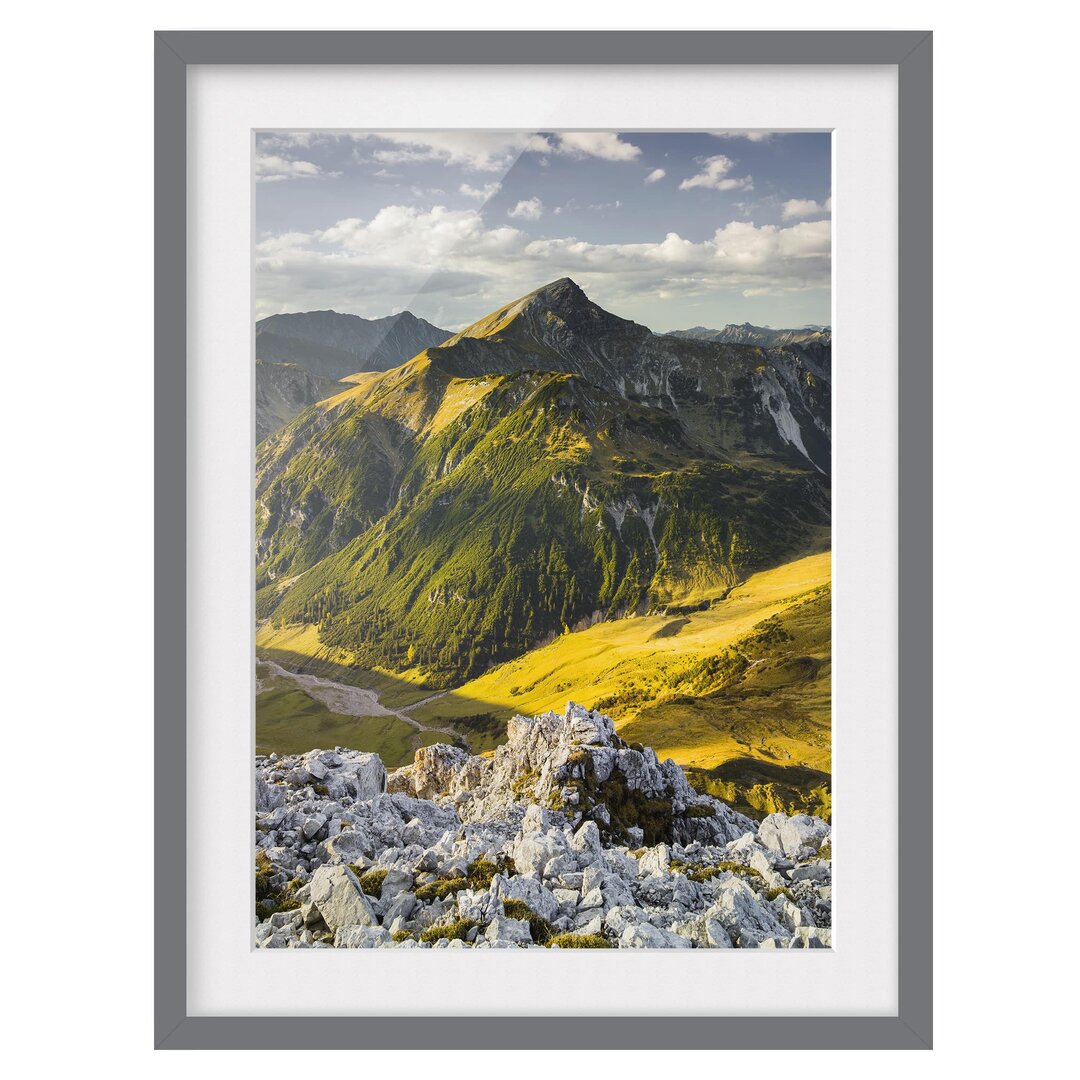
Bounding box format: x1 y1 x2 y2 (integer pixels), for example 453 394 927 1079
529 277 587 303
452 277 633 347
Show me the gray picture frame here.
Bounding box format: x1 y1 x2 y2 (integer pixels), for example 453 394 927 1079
156 29 932 1050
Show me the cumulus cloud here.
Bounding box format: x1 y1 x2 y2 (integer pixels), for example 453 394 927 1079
255 204 830 324
554 132 641 161
255 154 337 184
678 155 754 193
351 131 642 172
644 168 666 184
712 131 774 142
256 131 319 152
352 132 549 172
782 196 832 220
508 197 543 220
460 181 502 201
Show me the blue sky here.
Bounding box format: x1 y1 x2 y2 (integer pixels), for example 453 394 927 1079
255 130 831 332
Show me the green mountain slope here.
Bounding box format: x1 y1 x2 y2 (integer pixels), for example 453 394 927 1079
256 280 830 692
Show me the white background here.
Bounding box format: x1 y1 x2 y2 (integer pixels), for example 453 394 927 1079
188 61 896 1017
5 0 1076 1074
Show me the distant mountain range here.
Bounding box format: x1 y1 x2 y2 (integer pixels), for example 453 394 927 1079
667 323 832 348
256 278 831 688
256 309 452 379
254 309 451 437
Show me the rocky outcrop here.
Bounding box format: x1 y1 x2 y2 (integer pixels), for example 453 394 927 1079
254 703 832 950
396 703 751 848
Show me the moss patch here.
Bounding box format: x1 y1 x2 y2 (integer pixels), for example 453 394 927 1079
765 885 795 903
669 858 763 884
419 918 478 944
355 868 388 896
415 856 514 901
415 877 468 902
254 860 304 919
549 752 676 846
547 932 614 949
501 900 555 945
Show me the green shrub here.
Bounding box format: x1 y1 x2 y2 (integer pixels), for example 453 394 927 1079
501 900 554 945
419 918 479 944
466 855 515 890
765 886 795 903
547 932 613 949
415 877 469 902
356 868 388 896
255 870 304 919
254 850 275 901
817 841 832 860
391 929 415 943
312 783 330 797
683 803 715 818
414 856 514 902
669 858 763 884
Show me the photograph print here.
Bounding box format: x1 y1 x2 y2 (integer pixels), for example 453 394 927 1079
253 130 833 950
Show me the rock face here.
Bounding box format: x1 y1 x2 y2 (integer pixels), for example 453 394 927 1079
254 703 832 950
397 702 752 849
255 360 349 443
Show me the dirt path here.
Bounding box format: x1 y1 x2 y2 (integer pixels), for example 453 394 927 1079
258 659 463 748
398 690 451 713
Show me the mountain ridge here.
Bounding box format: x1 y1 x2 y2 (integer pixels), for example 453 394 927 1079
667 323 832 348
256 279 831 690
256 308 452 381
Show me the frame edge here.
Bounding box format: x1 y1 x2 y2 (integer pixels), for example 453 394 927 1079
895 30 934 1050
156 27 934 1050
154 30 190 1050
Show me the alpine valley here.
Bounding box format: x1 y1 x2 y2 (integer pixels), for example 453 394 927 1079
255 278 832 823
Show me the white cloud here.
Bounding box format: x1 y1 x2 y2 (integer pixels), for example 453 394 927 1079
553 131 641 162
678 155 754 193
255 154 338 184
354 132 551 172
644 168 666 184
256 205 830 324
782 197 832 221
508 197 543 220
459 181 502 201
350 131 642 172
256 132 319 151
712 131 774 142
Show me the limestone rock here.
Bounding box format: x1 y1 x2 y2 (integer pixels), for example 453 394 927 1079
256 778 285 812
255 701 833 951
309 865 378 932
335 925 391 948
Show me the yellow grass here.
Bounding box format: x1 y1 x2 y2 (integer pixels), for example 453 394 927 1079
411 551 831 735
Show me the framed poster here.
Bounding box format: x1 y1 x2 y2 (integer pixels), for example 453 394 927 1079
157 29 932 1049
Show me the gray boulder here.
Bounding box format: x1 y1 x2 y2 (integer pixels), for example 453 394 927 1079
758 813 830 860
334 925 391 948
707 877 789 947
485 915 534 946
494 873 560 923
309 865 378 932
256 778 285 811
